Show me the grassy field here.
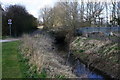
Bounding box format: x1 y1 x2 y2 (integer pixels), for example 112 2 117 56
2 41 48 78
2 41 26 78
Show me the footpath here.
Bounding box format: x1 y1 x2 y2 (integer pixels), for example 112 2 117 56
0 39 19 42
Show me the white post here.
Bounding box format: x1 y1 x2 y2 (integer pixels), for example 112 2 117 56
9 24 11 36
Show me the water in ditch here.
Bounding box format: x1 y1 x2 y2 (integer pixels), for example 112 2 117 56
67 53 111 79
72 59 104 78
57 45 107 79
54 35 110 79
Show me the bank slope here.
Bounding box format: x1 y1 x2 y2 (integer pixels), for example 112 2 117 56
70 37 120 79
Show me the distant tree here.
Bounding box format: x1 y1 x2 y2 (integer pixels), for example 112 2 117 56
39 7 53 29
39 1 79 30
1 4 9 36
110 1 120 26
2 5 38 36
116 1 120 26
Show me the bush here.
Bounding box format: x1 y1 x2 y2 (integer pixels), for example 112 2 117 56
2 5 38 37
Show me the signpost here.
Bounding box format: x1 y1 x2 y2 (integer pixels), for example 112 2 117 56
8 19 12 36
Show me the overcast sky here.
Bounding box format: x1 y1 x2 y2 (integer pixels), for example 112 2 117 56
0 0 57 18
0 0 119 18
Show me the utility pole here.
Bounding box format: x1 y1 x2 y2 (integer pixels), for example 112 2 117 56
8 19 12 36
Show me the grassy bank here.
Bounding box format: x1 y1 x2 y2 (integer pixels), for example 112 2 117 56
2 41 23 78
20 34 76 78
70 36 120 79
2 35 72 78
2 41 44 78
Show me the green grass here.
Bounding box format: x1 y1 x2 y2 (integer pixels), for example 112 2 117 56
2 41 23 78
2 40 65 78
2 41 48 78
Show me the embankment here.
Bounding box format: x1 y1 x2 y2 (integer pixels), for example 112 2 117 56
70 36 120 79
20 33 76 78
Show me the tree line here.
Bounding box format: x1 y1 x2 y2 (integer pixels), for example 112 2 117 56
2 4 38 36
39 0 120 30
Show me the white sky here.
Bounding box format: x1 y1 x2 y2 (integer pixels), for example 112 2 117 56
0 0 57 18
0 0 120 18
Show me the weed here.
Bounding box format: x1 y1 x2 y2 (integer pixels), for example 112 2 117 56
55 75 65 78
39 68 47 78
79 49 85 53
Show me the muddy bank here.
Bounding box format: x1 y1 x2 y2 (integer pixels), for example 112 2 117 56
70 36 120 79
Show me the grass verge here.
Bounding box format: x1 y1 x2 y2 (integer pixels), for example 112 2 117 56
2 41 48 78
2 41 23 78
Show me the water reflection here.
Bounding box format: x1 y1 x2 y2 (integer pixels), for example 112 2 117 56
73 59 104 79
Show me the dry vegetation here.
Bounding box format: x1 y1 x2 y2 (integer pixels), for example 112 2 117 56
20 34 76 78
70 36 120 79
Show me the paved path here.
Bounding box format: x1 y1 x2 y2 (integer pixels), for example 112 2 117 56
0 39 19 42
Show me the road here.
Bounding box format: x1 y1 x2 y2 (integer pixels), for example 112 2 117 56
0 39 19 42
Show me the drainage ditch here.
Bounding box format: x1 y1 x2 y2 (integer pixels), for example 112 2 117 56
54 35 112 79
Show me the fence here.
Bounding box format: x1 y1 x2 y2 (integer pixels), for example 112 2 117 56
78 26 120 35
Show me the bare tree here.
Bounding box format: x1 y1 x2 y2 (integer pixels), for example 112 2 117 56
80 1 104 27
39 0 119 30
39 7 53 29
